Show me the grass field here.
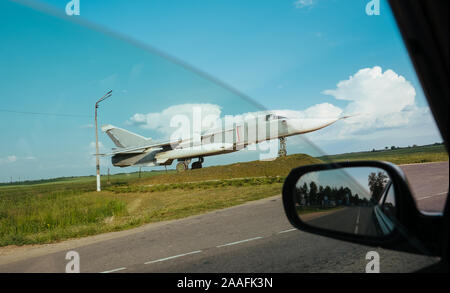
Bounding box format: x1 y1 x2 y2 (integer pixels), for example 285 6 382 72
320 144 448 165
138 153 322 185
0 169 175 188
0 154 318 246
0 183 283 246
0 144 447 247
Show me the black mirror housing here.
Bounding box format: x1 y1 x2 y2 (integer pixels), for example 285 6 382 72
282 161 444 257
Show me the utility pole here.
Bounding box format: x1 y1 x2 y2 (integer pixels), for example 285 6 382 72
95 90 112 192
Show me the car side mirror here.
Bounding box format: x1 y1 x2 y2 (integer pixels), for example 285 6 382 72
282 161 443 256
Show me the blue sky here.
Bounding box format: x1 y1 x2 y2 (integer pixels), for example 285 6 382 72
0 0 443 182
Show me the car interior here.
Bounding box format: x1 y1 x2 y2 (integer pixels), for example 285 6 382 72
281 0 448 273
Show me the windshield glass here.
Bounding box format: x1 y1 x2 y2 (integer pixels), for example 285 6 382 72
0 0 447 274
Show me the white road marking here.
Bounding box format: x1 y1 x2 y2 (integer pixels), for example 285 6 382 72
216 237 263 248
417 192 447 201
354 208 361 235
399 161 448 166
278 228 297 234
144 250 202 265
100 267 127 273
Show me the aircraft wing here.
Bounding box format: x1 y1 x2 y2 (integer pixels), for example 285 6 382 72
101 141 173 156
100 124 232 157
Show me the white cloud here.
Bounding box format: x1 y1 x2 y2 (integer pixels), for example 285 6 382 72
127 102 344 142
272 103 342 119
0 155 17 164
0 155 36 165
127 103 222 136
294 0 316 9
224 103 342 124
125 68 438 149
319 66 431 139
7 155 16 162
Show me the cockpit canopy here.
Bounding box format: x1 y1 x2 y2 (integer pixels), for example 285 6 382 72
265 114 287 121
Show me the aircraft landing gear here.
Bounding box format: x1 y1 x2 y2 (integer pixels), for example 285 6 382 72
176 158 203 171
278 137 287 157
191 162 202 169
191 157 204 170
176 159 190 172
176 162 188 172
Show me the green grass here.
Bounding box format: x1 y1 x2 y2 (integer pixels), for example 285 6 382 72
108 176 285 194
0 191 127 246
319 144 448 165
0 182 283 246
139 153 322 185
0 154 318 247
0 170 175 188
1 143 447 247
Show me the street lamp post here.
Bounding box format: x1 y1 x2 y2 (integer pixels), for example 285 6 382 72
95 90 112 192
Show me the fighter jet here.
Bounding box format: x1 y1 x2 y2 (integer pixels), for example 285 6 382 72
101 111 348 171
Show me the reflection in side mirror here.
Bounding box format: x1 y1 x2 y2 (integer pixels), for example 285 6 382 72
292 166 396 237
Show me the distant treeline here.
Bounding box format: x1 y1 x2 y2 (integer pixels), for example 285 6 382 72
294 181 370 207
0 170 169 187
370 142 444 152
0 176 87 187
295 171 388 208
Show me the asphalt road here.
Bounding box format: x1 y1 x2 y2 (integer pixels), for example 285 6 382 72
0 162 446 273
400 161 448 213
304 206 379 237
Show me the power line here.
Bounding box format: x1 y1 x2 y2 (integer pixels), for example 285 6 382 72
0 109 92 118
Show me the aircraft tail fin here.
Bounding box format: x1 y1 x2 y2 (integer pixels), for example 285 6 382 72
101 124 150 148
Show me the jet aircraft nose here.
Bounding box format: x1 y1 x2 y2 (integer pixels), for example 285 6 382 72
286 117 340 135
